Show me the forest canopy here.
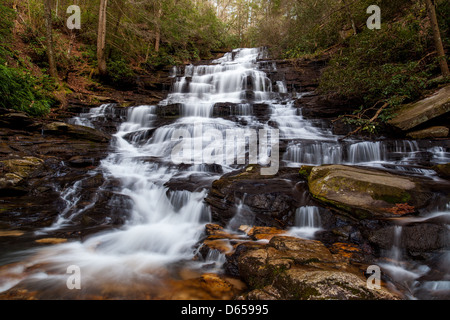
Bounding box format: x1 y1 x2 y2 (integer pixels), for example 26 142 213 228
0 0 448 118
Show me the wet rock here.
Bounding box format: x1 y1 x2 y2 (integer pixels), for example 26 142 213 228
271 269 387 300
245 226 286 241
297 93 359 119
156 104 181 118
205 165 307 228
0 111 36 129
68 156 96 168
43 122 110 143
35 238 68 244
164 172 217 193
162 273 244 300
307 165 431 219
367 223 448 254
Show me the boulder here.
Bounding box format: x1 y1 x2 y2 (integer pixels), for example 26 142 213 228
307 165 431 219
231 236 397 300
389 85 450 131
156 104 181 118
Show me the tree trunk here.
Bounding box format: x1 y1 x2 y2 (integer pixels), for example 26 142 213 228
155 4 162 53
44 0 58 80
97 0 108 77
425 0 449 76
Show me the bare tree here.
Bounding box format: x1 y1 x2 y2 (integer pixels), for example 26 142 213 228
425 0 449 77
97 0 108 76
44 0 58 80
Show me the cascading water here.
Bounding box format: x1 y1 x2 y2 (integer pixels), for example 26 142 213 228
0 47 449 299
288 206 322 239
378 201 450 299
0 47 283 298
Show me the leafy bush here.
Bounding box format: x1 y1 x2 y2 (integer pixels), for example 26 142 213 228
0 64 55 116
107 57 135 84
0 2 55 116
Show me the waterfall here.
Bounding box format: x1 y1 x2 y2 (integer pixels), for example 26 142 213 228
389 226 403 263
379 205 450 299
1 47 449 300
348 141 385 163
0 48 285 297
284 142 343 165
288 206 322 239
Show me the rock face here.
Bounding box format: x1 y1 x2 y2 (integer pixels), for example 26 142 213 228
0 157 44 195
0 109 127 239
306 165 431 219
205 165 313 228
389 85 450 131
406 126 449 139
367 223 448 255
228 236 397 300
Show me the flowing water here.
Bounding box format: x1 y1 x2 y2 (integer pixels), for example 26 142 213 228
0 47 449 299
288 206 323 239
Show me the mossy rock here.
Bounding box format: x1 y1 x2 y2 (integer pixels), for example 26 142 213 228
299 165 314 179
433 163 450 179
307 165 430 219
0 157 44 180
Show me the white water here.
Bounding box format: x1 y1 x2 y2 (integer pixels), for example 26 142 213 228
288 206 322 239
0 48 284 295
1 47 449 299
379 203 450 299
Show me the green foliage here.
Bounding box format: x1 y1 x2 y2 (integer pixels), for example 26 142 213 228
310 1 449 134
0 1 55 116
320 18 439 107
0 2 15 42
107 56 135 84
0 63 55 116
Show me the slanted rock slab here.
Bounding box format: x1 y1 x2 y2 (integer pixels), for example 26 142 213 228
389 85 450 131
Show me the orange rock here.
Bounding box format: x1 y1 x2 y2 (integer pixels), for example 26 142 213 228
246 226 286 241
330 242 362 260
202 239 233 254
35 238 68 244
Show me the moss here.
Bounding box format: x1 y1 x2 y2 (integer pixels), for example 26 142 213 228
298 258 321 265
372 191 411 204
294 286 321 300
299 165 314 179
